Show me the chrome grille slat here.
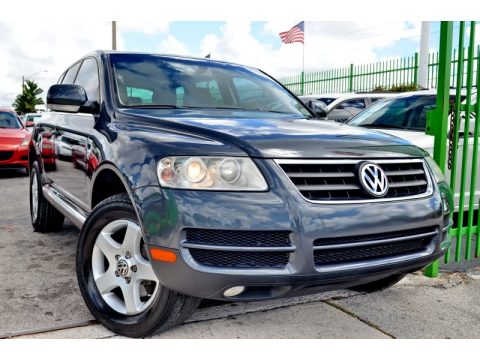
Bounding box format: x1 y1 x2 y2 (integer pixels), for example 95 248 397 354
296 184 360 191
385 169 425 176
388 180 428 188
286 172 355 178
276 159 432 203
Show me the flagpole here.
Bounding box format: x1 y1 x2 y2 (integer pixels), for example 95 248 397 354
301 25 305 95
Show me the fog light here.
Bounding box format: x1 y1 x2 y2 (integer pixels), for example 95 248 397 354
441 192 450 214
223 286 245 297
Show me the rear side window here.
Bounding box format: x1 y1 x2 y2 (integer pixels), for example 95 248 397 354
62 62 81 84
74 58 100 102
315 97 337 106
336 99 366 110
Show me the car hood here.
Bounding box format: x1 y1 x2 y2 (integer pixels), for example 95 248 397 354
371 129 434 156
117 109 427 159
0 128 29 146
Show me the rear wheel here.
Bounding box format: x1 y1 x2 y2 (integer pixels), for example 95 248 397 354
349 273 407 293
30 161 64 232
76 193 200 338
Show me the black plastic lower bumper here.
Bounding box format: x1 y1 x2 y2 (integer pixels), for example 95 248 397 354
148 245 445 301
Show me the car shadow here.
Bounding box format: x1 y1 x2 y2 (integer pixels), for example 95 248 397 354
0 169 28 178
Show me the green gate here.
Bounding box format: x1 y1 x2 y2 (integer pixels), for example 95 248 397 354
425 21 480 276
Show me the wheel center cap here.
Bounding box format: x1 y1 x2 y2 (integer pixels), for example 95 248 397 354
116 259 131 278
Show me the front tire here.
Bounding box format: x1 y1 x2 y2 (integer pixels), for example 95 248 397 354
30 161 65 232
76 193 200 338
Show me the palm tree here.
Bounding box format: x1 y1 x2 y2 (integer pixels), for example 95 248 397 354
13 80 44 114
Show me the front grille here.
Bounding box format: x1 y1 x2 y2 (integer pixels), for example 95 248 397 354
277 159 430 202
189 249 289 268
184 229 293 269
313 226 437 266
0 151 13 161
185 229 291 247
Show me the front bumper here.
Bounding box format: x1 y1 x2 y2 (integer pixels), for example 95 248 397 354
0 145 29 170
133 159 449 301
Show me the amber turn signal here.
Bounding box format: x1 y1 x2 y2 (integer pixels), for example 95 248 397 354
150 248 177 263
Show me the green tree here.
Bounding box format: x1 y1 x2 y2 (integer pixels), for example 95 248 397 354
12 80 44 114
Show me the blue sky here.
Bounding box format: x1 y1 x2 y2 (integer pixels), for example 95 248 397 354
121 21 442 73
0 20 456 105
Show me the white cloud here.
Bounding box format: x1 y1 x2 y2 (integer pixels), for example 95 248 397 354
132 21 422 83
117 21 169 35
0 21 170 106
0 20 424 106
0 21 113 106
196 21 422 78
158 35 190 55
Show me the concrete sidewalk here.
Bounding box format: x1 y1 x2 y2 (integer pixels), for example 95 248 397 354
11 270 480 339
2 173 480 339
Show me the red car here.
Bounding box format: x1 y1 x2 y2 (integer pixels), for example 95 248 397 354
0 108 31 172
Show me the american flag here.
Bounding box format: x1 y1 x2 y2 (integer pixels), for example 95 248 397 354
279 21 304 44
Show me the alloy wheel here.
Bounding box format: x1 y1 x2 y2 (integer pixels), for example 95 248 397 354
91 219 159 315
31 171 38 222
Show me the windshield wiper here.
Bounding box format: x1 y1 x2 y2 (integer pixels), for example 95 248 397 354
124 104 182 109
357 124 410 130
183 106 296 115
125 104 299 116
125 104 244 111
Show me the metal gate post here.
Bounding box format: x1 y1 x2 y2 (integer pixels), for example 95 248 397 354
348 64 354 92
300 71 305 95
413 52 419 88
424 21 454 278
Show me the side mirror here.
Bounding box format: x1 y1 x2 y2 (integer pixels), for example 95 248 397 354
25 121 35 127
309 100 328 118
47 84 89 113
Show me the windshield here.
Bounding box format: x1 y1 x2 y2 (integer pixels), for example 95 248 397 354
347 95 437 131
26 115 41 122
0 111 22 129
110 54 312 117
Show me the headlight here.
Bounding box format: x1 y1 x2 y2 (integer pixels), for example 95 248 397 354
20 137 30 146
425 156 445 183
157 156 268 191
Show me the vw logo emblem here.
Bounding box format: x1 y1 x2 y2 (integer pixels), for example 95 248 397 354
358 162 389 197
116 259 129 277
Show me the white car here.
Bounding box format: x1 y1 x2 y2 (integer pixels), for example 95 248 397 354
347 90 478 217
299 92 396 123
23 113 43 132
55 133 83 159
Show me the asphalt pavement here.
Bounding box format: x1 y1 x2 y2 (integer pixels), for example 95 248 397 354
1 169 480 339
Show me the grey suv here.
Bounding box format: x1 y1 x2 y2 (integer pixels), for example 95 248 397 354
29 51 452 337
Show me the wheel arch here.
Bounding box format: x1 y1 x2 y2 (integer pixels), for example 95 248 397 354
90 163 138 211
28 144 39 174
